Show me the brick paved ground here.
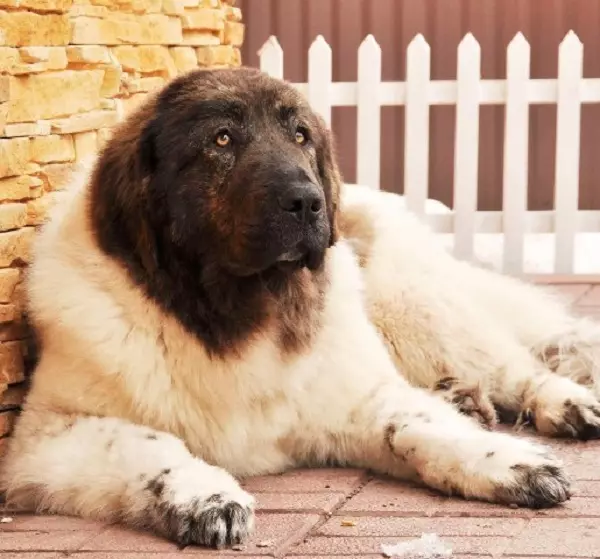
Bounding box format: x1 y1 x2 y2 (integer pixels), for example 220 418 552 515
2 282 600 558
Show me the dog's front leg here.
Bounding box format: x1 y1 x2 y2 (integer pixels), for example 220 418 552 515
1 412 255 548
345 379 571 508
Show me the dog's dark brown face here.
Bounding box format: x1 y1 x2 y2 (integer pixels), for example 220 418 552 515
138 67 338 276
90 67 342 356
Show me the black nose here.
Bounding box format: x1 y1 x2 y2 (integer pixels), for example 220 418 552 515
278 182 324 223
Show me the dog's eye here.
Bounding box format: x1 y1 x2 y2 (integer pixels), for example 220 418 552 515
295 128 308 145
215 131 232 148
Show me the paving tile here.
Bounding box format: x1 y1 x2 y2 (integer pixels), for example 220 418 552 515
335 479 444 516
287 535 512 556
182 513 320 556
0 513 106 532
68 555 266 559
79 526 178 553
504 518 600 557
0 554 60 559
241 468 368 494
255 492 345 513
550 284 593 304
576 285 600 306
317 516 528 537
0 530 97 552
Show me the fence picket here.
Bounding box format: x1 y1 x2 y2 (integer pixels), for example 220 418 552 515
308 36 333 127
554 31 583 274
452 33 481 262
258 36 283 79
357 35 382 190
502 33 530 274
404 34 431 215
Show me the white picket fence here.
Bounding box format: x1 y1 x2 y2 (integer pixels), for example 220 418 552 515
259 32 600 277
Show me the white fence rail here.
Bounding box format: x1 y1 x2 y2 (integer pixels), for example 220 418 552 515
258 32 600 277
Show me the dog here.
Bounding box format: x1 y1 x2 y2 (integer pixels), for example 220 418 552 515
4 66 600 549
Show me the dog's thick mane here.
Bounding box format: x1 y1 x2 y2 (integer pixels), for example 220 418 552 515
86 86 329 359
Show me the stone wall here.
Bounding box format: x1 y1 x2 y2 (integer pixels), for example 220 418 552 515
0 0 243 455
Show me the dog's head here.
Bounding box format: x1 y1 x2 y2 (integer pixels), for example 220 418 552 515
93 67 342 280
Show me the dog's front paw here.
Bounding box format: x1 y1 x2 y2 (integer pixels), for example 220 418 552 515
145 465 255 548
525 377 600 440
473 435 571 508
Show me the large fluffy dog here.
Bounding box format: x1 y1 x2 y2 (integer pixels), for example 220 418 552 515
3 67 600 549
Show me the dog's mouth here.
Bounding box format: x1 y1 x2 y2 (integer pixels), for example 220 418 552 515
276 248 304 263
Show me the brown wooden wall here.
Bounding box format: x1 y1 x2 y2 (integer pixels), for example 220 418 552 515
238 0 600 211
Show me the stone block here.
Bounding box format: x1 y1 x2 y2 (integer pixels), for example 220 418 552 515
0 227 35 267
39 163 75 191
0 269 19 303
0 204 27 232
50 109 118 134
0 175 42 202
181 8 224 30
7 70 104 123
169 46 197 72
223 20 243 46
0 138 30 179
195 44 234 66
20 0 73 12
182 30 220 46
31 134 75 163
0 340 25 385
0 11 69 47
2 121 51 137
74 131 98 161
66 45 111 64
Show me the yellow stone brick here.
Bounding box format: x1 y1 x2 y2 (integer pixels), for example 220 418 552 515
0 340 25 385
50 109 118 134
0 269 19 303
136 14 182 44
67 45 111 64
170 46 197 72
0 138 30 179
101 62 123 97
196 44 234 66
112 45 174 73
0 204 26 233
70 16 122 45
223 21 243 46
7 70 104 123
0 0 18 7
69 4 108 17
225 5 241 21
3 121 51 137
163 0 185 14
0 176 42 202
130 76 165 93
132 0 162 12
73 131 98 160
232 46 241 66
31 135 75 164
0 11 69 47
181 8 224 30
27 192 65 226
47 47 68 70
182 31 220 46
39 163 75 191
18 46 50 63
0 76 10 104
0 48 18 73
0 227 35 267
19 0 73 12
9 62 47 76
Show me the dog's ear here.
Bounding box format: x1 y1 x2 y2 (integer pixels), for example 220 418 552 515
316 120 342 247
